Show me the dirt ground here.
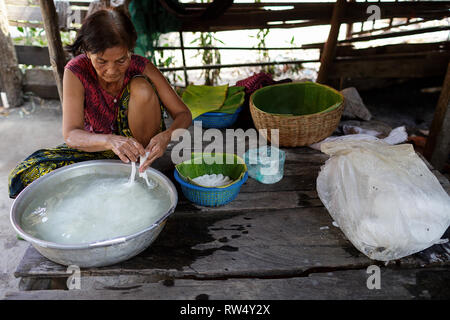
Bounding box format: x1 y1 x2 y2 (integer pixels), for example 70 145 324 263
0 98 62 299
0 78 447 299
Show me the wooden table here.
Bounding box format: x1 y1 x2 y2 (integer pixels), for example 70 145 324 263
6 144 450 300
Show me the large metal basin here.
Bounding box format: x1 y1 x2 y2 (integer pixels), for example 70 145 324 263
10 160 178 268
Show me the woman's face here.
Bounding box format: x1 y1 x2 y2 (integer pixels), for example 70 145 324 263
87 46 131 84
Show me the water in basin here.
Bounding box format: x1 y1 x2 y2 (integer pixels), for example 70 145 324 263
20 173 172 245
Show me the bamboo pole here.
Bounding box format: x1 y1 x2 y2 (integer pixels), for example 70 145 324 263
0 0 22 108
423 63 450 171
317 0 346 85
38 0 66 103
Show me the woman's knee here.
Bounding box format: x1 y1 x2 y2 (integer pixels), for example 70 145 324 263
129 77 157 104
128 77 162 146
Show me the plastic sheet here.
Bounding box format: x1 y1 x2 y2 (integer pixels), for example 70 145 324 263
317 140 450 261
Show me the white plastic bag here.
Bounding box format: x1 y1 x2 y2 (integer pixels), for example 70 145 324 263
309 126 408 151
317 140 450 261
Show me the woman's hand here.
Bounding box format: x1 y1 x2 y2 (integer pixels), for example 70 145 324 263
106 134 146 163
139 130 171 172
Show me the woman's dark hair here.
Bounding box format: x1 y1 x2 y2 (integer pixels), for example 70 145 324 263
66 8 137 56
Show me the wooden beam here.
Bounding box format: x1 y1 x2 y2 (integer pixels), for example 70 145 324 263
350 18 429 37
180 2 450 32
23 68 59 99
317 0 346 85
343 25 450 44
5 0 91 7
7 5 88 29
424 63 450 171
6 2 450 32
329 51 449 79
38 0 66 103
0 0 23 108
302 25 450 50
335 41 450 58
15 45 50 66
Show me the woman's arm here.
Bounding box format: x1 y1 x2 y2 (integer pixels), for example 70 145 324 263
139 62 192 171
62 68 145 163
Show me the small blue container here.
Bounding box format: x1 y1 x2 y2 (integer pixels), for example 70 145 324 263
244 146 286 184
174 169 248 207
194 107 243 129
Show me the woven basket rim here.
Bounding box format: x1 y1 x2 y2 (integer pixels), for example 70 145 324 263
174 169 248 191
250 100 344 120
175 152 248 189
249 81 344 119
198 106 243 117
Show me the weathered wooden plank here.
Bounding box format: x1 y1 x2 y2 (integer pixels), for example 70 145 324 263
23 66 59 99
6 0 91 6
181 2 450 32
335 41 450 58
242 174 317 192
13 207 374 279
329 52 450 79
176 190 321 213
6 267 450 300
6 4 87 29
6 4 42 22
15 45 50 66
424 62 450 171
14 205 450 281
7 20 42 28
5 1 450 32
5 0 39 5
0 0 23 108
38 0 66 102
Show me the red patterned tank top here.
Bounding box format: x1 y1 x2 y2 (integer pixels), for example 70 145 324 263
64 53 149 134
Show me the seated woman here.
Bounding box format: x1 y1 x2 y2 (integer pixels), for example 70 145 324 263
8 8 192 199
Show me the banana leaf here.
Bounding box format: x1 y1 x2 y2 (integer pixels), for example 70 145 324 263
217 86 245 114
175 153 247 189
182 84 229 119
251 82 343 117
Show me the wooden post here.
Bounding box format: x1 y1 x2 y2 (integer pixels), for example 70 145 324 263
317 0 346 85
360 0 367 33
371 0 381 30
39 0 66 103
179 31 189 87
0 0 23 108
345 0 354 40
388 0 399 30
423 62 450 171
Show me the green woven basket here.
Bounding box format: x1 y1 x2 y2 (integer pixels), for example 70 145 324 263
175 153 247 189
250 82 344 147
